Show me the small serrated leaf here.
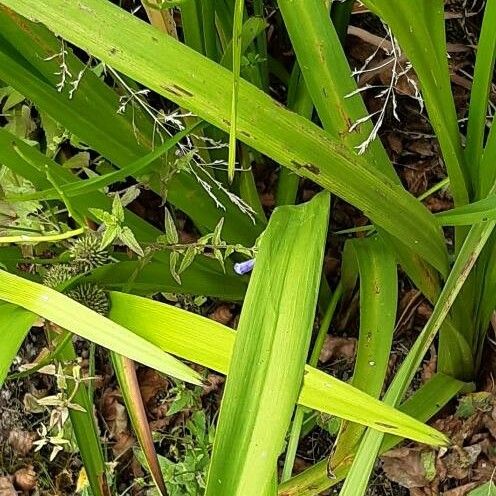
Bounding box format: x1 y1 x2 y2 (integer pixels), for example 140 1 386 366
213 249 225 273
198 233 213 245
88 207 112 224
213 218 224 245
112 194 125 223
164 208 179 244
100 224 121 249
170 251 181 284
224 245 235 259
234 244 254 257
119 226 144 257
178 246 197 274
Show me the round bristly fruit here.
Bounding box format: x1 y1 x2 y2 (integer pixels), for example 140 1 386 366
42 264 77 289
68 232 110 272
66 283 110 316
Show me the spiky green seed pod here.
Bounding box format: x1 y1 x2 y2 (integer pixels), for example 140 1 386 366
42 264 77 289
66 283 110 316
68 232 110 272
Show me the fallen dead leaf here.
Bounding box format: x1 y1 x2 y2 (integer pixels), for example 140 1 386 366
0 477 16 496
101 388 133 456
442 482 480 496
8 429 35 456
209 305 233 325
138 368 168 408
14 465 37 492
381 446 437 488
202 373 224 396
319 336 357 364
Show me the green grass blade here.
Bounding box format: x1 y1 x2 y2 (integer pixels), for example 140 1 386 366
278 0 396 180
0 302 38 386
340 220 496 496
86 258 247 300
6 122 206 202
277 0 446 294
477 110 496 199
435 195 496 225
107 291 448 445
275 64 313 206
205 191 330 495
0 0 449 275
112 354 166 496
278 373 466 496
465 0 496 195
330 236 397 472
362 0 468 207
180 0 205 54
227 0 244 183
0 269 202 384
0 7 260 244
55 332 110 496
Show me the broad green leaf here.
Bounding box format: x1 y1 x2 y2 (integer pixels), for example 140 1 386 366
278 374 466 496
107 292 448 445
330 236 397 473
340 220 496 496
277 0 444 301
436 195 496 225
86 258 247 300
0 0 449 275
0 269 202 385
0 302 38 386
278 0 394 179
205 192 330 495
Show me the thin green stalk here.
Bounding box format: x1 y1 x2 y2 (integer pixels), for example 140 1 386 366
228 0 244 182
0 227 84 244
253 0 269 91
202 0 218 61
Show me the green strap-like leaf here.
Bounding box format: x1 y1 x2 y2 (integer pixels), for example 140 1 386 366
205 192 330 495
0 269 202 385
0 0 448 275
330 236 397 473
107 292 448 445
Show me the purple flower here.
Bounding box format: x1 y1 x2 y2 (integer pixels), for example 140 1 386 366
234 259 255 275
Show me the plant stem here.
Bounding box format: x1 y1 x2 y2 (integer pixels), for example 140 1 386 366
0 227 84 244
